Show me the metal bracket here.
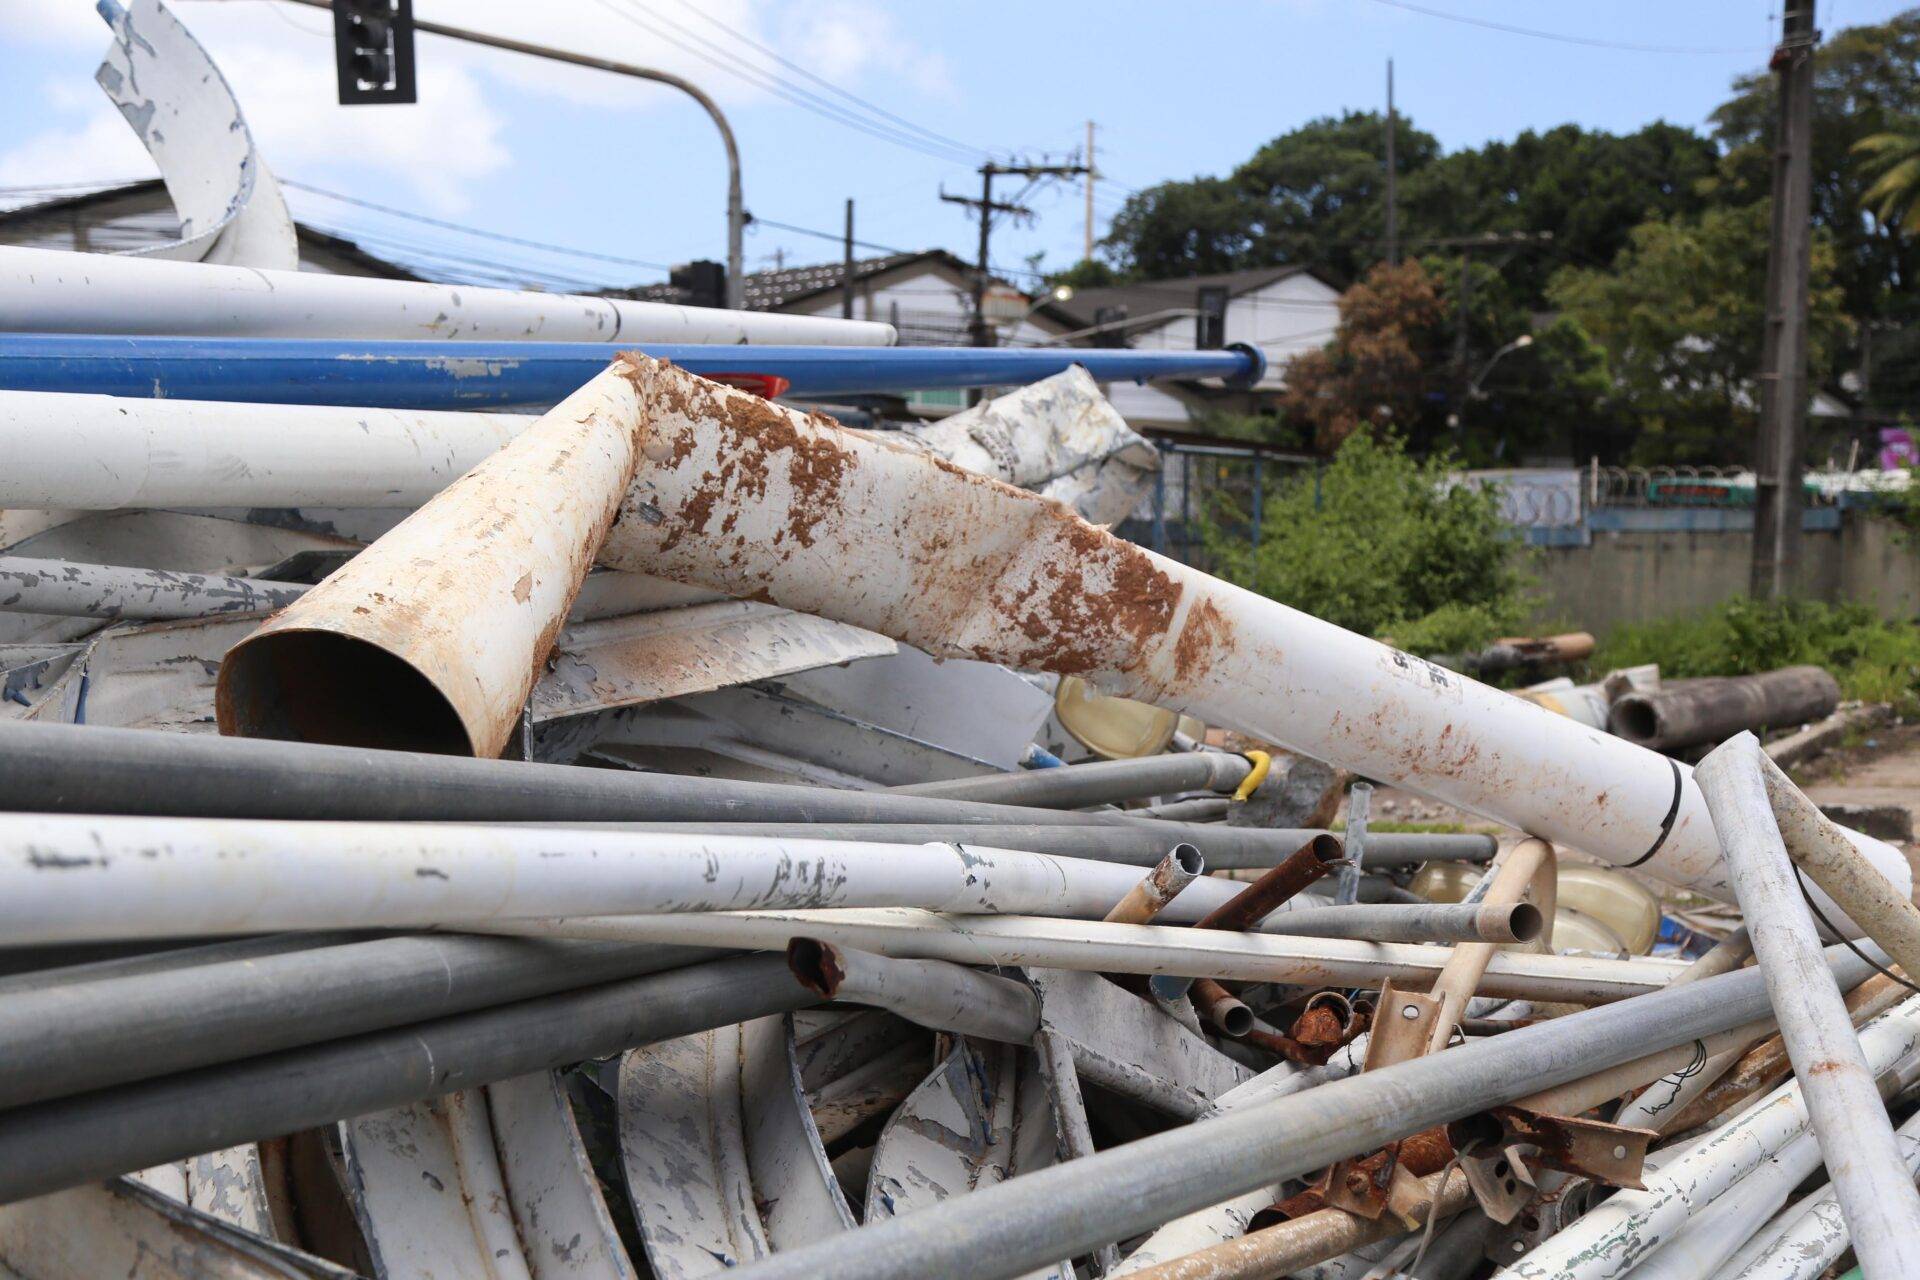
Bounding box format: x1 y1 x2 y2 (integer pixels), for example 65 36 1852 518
1461 1107 1654 1189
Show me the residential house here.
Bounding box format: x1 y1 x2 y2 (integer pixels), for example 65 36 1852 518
1059 266 1344 431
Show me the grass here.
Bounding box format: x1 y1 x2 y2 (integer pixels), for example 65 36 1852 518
1590 596 1920 713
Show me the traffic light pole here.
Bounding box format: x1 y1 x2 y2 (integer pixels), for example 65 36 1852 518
292 0 745 308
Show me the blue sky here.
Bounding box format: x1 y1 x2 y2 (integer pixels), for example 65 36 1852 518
2 0 1912 292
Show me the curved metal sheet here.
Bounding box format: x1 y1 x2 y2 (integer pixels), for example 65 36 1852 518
487 1071 638 1280
740 1014 857 1247
341 1094 534 1280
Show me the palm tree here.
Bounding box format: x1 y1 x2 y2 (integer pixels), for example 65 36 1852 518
1854 129 1920 233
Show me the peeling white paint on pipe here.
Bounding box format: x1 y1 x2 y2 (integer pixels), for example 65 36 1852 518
591 356 1908 905
1505 996 1920 1279
1695 733 1920 1278
0 245 895 345
0 391 525 509
492 909 1689 1004
0 556 305 621
0 812 1408 946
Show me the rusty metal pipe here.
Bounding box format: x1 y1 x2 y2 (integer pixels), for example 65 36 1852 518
588 356 1908 906
217 360 656 757
0 953 813 1205
1119 1170 1471 1280
890 752 1253 808
786 938 1041 1044
1189 979 1255 1037
1609 666 1841 751
1104 844 1205 924
727 952 1847 1280
0 556 306 621
1152 834 1343 999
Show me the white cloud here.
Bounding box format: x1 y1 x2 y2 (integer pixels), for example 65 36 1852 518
0 0 963 212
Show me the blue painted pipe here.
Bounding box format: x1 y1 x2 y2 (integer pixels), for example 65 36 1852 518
0 334 1264 409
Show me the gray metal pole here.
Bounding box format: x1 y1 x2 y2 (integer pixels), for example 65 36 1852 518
724 947 1876 1280
890 753 1252 808
0 953 811 1204
786 939 1040 1043
281 0 747 307
0 935 717 1109
1694 732 1920 1276
0 720 1166 828
0 556 306 621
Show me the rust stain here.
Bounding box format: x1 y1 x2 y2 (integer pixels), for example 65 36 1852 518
511 573 533 603
1172 597 1234 685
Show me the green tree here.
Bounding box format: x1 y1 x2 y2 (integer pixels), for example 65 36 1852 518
1207 432 1531 648
1709 12 1920 328
1547 204 1849 463
1402 122 1717 305
1856 127 1920 232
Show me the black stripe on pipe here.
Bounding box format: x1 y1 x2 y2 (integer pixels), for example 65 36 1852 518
0 953 814 1205
0 935 720 1109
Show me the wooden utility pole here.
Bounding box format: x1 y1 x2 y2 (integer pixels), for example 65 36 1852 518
941 159 1087 348
1385 60 1398 265
1084 120 1097 263
841 199 855 319
1751 0 1818 599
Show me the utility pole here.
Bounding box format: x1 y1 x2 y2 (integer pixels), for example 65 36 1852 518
1385 60 1398 265
842 198 855 319
1751 0 1818 600
941 158 1088 348
1084 121 1097 263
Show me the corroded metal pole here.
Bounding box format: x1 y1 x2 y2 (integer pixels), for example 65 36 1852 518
590 355 1907 906
786 939 1040 1043
0 556 305 621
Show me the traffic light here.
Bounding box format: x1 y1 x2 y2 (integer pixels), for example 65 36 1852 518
332 0 416 105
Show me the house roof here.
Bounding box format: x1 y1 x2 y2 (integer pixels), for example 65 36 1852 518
1060 265 1339 329
0 178 422 280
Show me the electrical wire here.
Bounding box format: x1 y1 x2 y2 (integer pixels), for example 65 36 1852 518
592 0 989 168
1361 0 1770 55
279 179 673 271
658 0 993 160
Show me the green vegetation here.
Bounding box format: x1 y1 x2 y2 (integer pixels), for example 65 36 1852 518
1206 432 1533 653
1592 596 1920 710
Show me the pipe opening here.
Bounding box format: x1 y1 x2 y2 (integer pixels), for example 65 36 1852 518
1507 902 1545 943
1308 833 1345 865
217 631 471 756
1169 843 1204 876
1610 698 1660 744
786 938 844 998
1215 1003 1255 1038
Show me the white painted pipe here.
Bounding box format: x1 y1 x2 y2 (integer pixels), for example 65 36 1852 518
593 356 1909 906
0 556 305 620
488 909 1690 1005
1694 733 1920 1278
786 939 1042 1044
1710 1110 1920 1280
0 245 894 345
1504 997 1920 1279
1623 1130 1821 1280
0 812 1429 946
0 391 526 509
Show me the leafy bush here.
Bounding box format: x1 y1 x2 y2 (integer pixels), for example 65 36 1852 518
1205 432 1533 650
1592 596 1920 710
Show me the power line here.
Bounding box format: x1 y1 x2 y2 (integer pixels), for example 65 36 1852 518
280 179 673 272
659 0 992 160
1361 0 1769 54
592 0 987 168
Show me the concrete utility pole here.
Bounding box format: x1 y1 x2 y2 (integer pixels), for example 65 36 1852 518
1385 60 1398 265
1751 0 1819 599
1084 120 1098 263
842 199 855 320
283 0 747 308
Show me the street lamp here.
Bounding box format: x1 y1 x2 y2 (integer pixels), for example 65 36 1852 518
1468 333 1534 400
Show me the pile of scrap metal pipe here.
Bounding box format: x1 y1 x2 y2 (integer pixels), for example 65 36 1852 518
5 341 1920 1277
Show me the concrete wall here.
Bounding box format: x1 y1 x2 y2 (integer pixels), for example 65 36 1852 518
1533 512 1919 635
